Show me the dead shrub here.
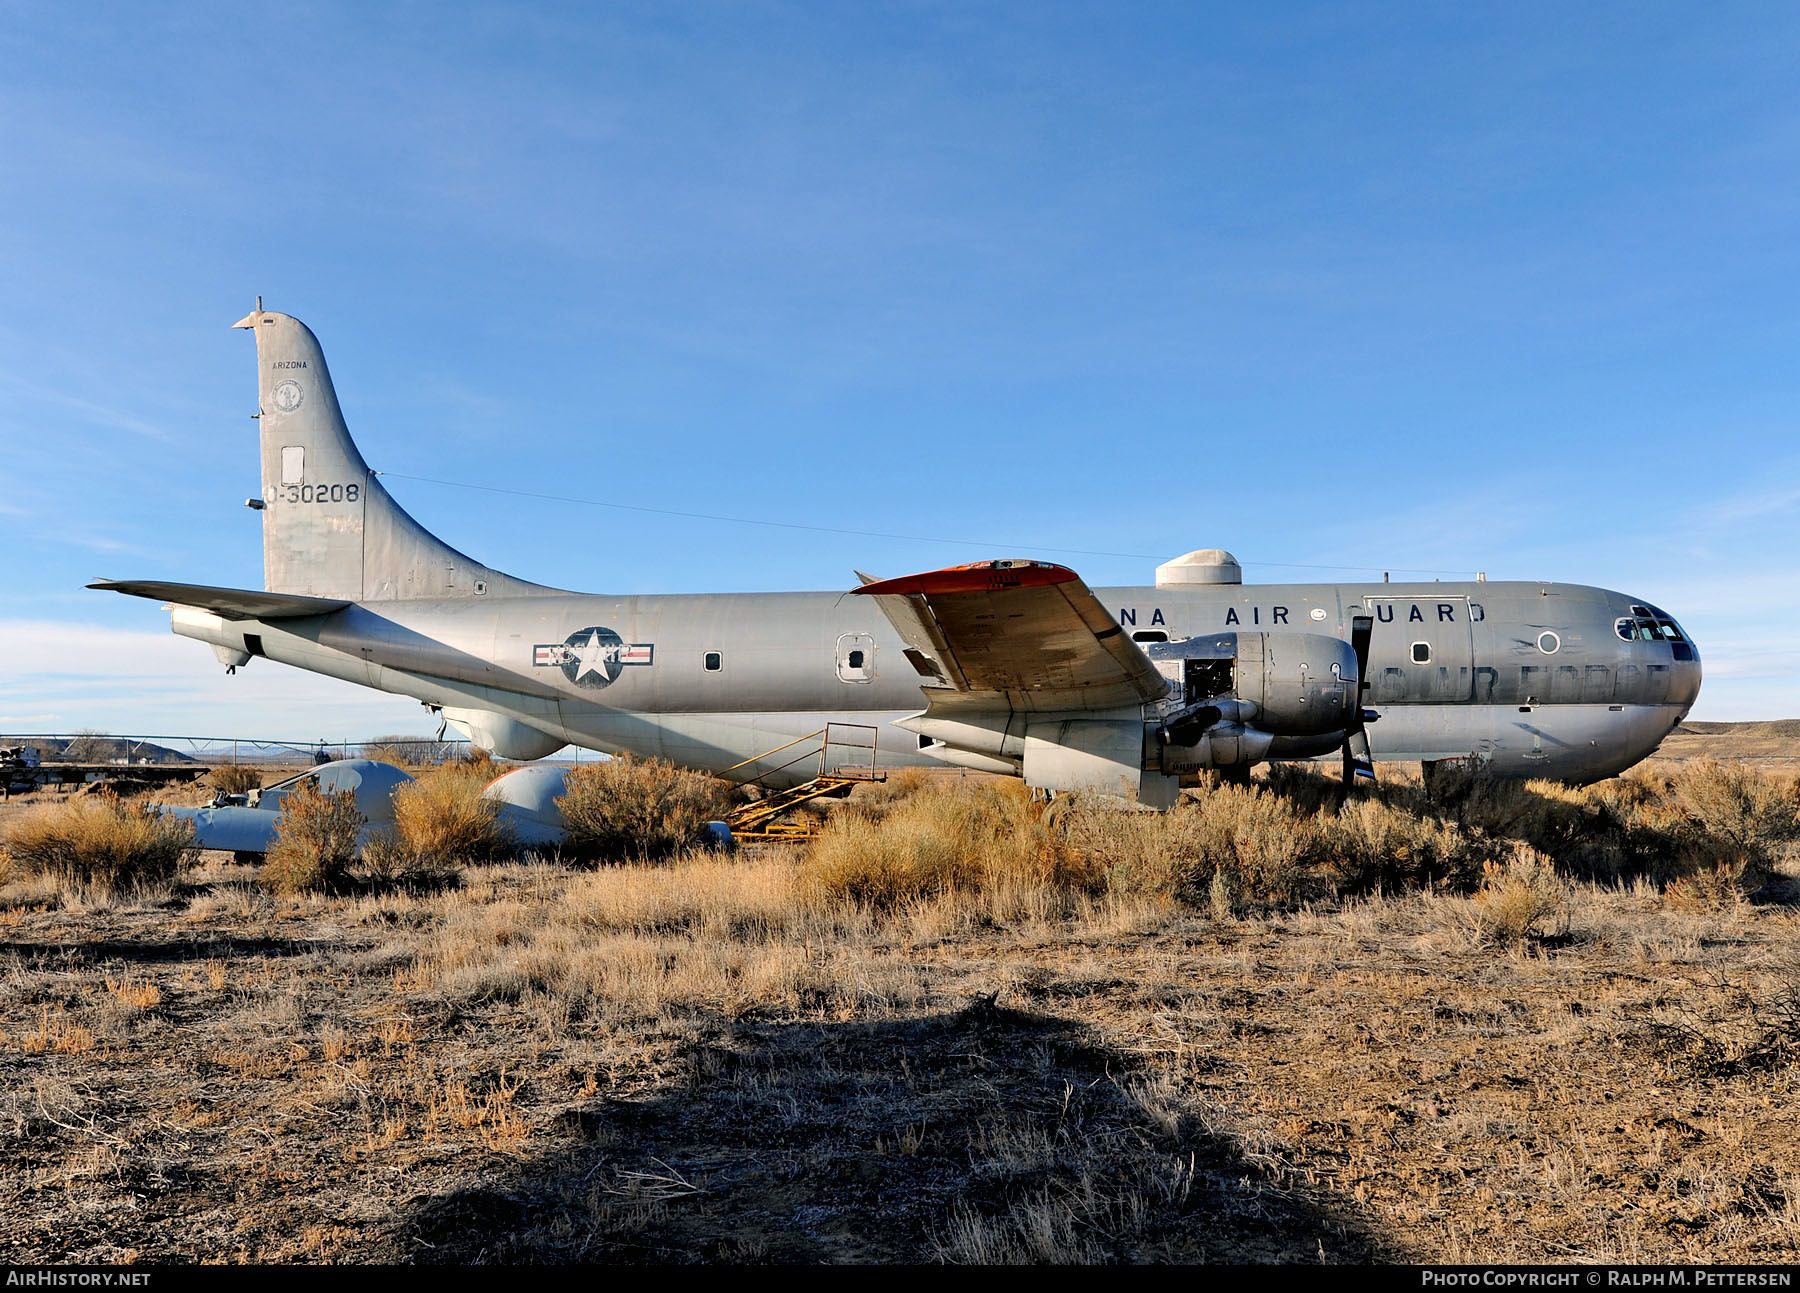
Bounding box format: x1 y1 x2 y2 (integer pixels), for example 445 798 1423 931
1473 843 1568 943
818 763 1800 912
359 832 462 893
1665 759 1799 880
1259 761 1346 815
1056 795 1205 901
2 793 196 895
1057 783 1326 908
1665 856 1758 911
1323 795 1483 893
1645 961 1800 1080
206 764 263 797
1203 785 1326 904
262 781 364 894
1459 776 1593 856
1419 756 1487 807
808 778 1092 908
359 735 440 767
837 767 942 822
387 762 515 867
557 756 737 863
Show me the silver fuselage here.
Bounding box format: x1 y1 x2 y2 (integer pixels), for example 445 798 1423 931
171 577 1700 786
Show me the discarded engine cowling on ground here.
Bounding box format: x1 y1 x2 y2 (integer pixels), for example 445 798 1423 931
157 759 736 857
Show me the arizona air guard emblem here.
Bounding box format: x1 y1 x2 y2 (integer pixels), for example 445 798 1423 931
533 627 654 689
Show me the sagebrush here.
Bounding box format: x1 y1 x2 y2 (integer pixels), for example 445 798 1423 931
380 762 513 870
556 757 737 863
207 764 263 797
1 794 196 894
808 778 1098 909
262 781 364 894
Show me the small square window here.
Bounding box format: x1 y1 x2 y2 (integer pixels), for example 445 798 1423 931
847 650 865 668
1411 642 1431 664
703 651 722 671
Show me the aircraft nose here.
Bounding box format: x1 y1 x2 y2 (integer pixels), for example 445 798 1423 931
1671 636 1702 713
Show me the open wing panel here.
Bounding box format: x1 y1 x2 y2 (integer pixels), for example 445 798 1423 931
853 560 1168 712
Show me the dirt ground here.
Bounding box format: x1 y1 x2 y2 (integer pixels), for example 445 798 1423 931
2 727 1798 1264
1650 720 1800 769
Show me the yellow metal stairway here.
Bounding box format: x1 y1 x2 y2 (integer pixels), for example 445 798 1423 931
722 723 885 839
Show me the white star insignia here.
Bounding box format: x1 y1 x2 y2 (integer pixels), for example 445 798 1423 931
572 632 617 684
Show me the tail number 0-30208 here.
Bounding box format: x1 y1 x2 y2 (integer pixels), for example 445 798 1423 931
272 482 360 504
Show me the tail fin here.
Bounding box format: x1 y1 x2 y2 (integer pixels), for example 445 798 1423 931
233 304 550 601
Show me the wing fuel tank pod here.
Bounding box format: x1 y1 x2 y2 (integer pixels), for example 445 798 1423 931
439 707 567 762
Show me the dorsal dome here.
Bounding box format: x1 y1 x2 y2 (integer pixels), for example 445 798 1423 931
1155 549 1243 587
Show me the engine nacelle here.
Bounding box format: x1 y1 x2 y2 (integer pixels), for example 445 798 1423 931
1156 721 1276 774
1144 632 1358 770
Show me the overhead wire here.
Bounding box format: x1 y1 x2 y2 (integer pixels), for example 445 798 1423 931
370 470 1479 577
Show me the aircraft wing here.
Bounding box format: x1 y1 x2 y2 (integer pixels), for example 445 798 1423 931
88 580 349 621
852 560 1169 712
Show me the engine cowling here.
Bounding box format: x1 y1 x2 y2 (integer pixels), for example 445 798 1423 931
1143 632 1359 772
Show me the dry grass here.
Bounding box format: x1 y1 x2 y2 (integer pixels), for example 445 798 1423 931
3 747 1800 1262
261 781 364 894
0 793 195 896
1048 759 1800 915
556 756 737 863
807 778 1099 910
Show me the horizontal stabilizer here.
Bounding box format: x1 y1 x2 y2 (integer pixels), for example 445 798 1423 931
88 580 350 621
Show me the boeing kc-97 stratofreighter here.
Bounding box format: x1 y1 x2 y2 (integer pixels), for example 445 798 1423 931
93 306 1701 804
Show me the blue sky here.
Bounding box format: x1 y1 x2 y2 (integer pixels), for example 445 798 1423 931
2 2 1796 736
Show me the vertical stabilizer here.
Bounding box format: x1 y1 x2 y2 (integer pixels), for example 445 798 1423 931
234 306 551 601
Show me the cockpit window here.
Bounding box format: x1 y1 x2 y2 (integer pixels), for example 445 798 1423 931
1616 616 1687 644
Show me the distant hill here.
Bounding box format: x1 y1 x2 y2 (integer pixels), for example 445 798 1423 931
1677 719 1800 739
11 736 197 765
